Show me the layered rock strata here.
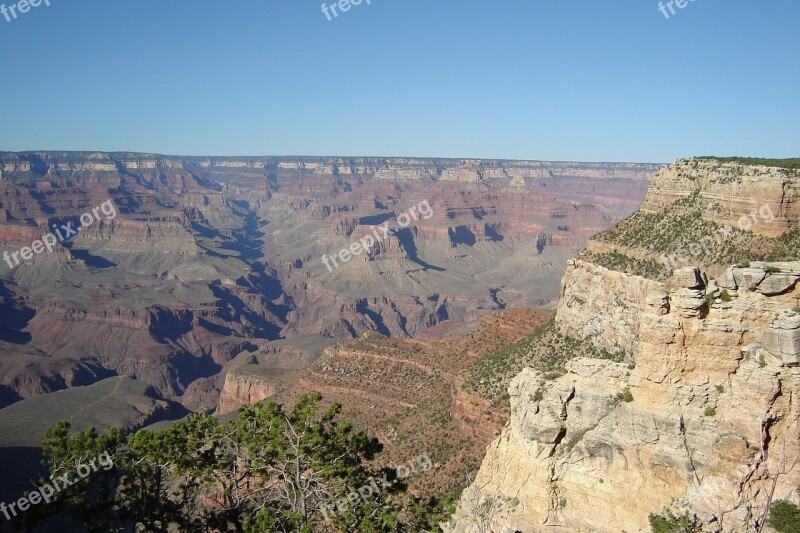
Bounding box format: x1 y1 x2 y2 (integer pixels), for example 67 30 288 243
448 262 800 532
448 160 800 532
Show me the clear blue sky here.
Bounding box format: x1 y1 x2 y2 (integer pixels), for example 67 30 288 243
0 0 798 163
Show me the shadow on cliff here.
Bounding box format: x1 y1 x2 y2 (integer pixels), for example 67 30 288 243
393 228 446 272
0 281 34 344
359 213 395 226
448 226 477 246
66 247 117 269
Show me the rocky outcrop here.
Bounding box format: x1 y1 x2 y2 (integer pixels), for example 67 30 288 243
218 364 279 414
554 259 663 355
726 262 800 296
448 259 800 532
639 158 800 237
760 310 800 366
448 158 800 533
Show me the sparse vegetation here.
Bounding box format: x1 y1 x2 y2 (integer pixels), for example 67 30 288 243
616 388 634 403
468 318 629 404
648 510 702 532
697 157 800 170
720 289 732 302
587 192 800 279
579 250 672 280
23 393 455 532
715 384 725 393
704 407 717 417
767 499 800 532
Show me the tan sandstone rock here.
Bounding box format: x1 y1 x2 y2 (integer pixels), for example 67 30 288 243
447 261 800 533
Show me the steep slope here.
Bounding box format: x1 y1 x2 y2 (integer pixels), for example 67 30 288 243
584 158 800 281
218 309 553 498
447 158 800 533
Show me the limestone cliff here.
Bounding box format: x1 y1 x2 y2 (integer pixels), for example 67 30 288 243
447 160 800 533
584 159 800 283
218 365 280 414
639 159 800 237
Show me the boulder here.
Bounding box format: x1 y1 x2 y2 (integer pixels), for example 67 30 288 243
717 267 738 290
756 273 800 296
674 267 705 290
733 267 766 291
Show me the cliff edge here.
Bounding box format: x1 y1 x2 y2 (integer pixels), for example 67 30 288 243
447 158 800 533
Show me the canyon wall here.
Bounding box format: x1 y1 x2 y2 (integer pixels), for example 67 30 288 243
448 160 800 533
639 159 800 237
0 152 657 412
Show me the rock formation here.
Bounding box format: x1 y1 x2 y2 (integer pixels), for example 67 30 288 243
0 152 656 412
447 160 800 533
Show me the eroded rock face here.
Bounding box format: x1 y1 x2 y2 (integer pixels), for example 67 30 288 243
762 310 800 366
639 159 800 237
217 365 278 414
448 262 800 533
646 291 670 315
671 287 707 319
0 152 657 409
555 259 663 355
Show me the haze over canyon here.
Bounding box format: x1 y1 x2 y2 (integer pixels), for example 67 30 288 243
0 152 657 416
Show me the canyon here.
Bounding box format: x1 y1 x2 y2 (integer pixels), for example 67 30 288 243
1 154 797 531
0 152 656 421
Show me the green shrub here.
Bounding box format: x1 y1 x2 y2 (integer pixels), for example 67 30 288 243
767 500 800 532
720 289 732 302
737 261 751 268
704 407 717 417
696 157 800 170
766 266 782 274
616 388 634 403
648 510 701 532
